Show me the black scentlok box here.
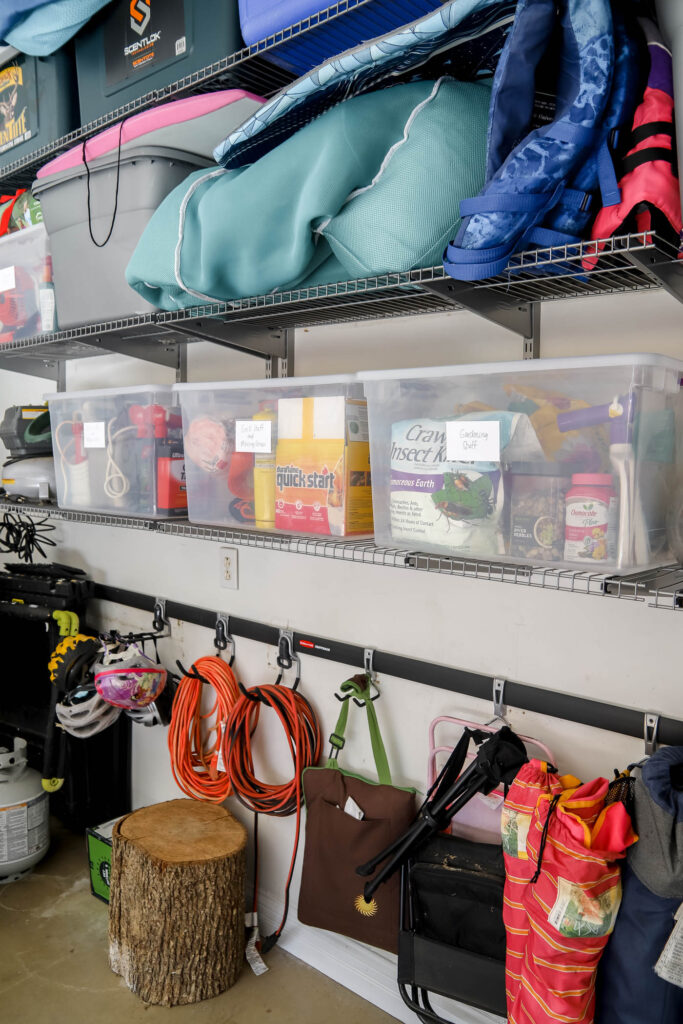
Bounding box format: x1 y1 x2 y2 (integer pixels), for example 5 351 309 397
0 48 78 171
75 0 243 124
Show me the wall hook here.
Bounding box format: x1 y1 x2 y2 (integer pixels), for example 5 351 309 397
215 614 235 665
491 677 507 723
152 597 171 638
276 629 300 690
644 712 660 756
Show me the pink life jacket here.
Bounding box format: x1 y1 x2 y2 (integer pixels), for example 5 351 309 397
590 19 681 248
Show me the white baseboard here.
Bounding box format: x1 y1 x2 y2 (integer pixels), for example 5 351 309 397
256 889 501 1024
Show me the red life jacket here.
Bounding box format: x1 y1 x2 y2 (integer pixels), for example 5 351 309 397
590 19 681 247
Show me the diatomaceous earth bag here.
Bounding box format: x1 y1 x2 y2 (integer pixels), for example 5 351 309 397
389 411 544 555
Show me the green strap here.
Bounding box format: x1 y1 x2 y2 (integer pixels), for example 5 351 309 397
326 675 392 786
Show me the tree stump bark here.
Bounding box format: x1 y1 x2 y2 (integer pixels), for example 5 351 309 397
109 798 247 1006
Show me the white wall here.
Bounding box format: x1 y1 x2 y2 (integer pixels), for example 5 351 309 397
6 287 683 1022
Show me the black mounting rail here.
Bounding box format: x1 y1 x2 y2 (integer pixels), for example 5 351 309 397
94 583 683 748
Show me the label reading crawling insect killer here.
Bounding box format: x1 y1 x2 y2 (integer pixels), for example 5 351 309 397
83 421 106 449
446 421 501 462
235 420 272 454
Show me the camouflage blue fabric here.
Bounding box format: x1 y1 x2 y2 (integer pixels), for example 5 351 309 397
214 0 517 169
444 0 616 281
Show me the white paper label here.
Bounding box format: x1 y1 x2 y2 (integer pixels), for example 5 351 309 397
83 421 106 449
244 913 269 976
235 419 272 454
447 420 501 462
344 796 365 821
0 265 15 292
655 904 683 988
215 723 227 774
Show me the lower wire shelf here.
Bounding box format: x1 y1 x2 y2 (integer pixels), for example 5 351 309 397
4 499 683 610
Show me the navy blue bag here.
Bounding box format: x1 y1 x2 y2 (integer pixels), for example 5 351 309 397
596 747 683 1024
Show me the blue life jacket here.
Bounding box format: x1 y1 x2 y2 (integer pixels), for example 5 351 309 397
444 0 641 280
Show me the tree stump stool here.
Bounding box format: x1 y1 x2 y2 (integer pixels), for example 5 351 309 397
109 798 247 1006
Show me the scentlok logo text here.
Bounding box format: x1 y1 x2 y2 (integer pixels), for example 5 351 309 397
276 465 336 490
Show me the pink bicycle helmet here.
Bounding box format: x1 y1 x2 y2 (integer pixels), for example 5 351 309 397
94 642 167 710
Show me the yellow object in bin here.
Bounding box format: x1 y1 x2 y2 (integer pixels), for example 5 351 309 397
253 404 277 530
275 396 373 536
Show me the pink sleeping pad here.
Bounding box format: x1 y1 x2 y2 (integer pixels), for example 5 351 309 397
37 90 265 178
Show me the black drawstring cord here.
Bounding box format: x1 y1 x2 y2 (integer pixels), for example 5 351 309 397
83 118 126 247
531 794 560 885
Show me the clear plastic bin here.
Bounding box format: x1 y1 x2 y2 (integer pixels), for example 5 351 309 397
360 355 683 573
47 386 187 518
175 376 373 536
0 223 54 343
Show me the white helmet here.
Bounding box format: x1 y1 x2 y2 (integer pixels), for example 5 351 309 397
55 687 122 738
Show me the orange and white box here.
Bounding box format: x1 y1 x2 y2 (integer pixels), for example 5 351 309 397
275 396 373 536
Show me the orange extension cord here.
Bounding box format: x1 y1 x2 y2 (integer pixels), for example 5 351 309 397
168 655 241 802
224 682 322 952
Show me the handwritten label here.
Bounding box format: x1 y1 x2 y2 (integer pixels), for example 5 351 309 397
0 265 15 292
447 420 500 462
235 419 272 454
83 421 105 449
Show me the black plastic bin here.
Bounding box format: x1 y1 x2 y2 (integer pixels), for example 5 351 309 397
0 47 78 172
75 0 243 124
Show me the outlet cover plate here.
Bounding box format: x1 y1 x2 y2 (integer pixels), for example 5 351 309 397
220 546 239 590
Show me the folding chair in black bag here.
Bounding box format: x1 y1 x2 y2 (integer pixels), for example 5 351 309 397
356 726 527 1023
398 833 507 1022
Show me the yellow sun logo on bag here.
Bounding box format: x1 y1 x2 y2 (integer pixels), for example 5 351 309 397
354 894 378 917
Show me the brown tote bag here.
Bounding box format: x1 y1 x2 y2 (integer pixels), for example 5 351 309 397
297 675 416 953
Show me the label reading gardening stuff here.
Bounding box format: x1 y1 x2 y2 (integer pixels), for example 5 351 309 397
235 419 272 454
446 420 501 463
104 0 188 89
0 60 36 154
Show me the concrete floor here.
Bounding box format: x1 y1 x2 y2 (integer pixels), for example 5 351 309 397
0 821 396 1023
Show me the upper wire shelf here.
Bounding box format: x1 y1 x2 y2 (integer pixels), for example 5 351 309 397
0 0 384 190
3 499 683 611
0 232 677 376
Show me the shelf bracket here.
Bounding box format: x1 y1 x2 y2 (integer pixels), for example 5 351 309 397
175 342 188 383
623 241 683 304
0 355 67 381
168 319 288 362
266 329 295 378
422 277 538 341
85 333 181 368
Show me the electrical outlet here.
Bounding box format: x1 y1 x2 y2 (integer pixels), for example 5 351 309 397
220 547 239 590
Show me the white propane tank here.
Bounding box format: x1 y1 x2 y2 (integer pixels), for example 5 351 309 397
0 737 50 884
